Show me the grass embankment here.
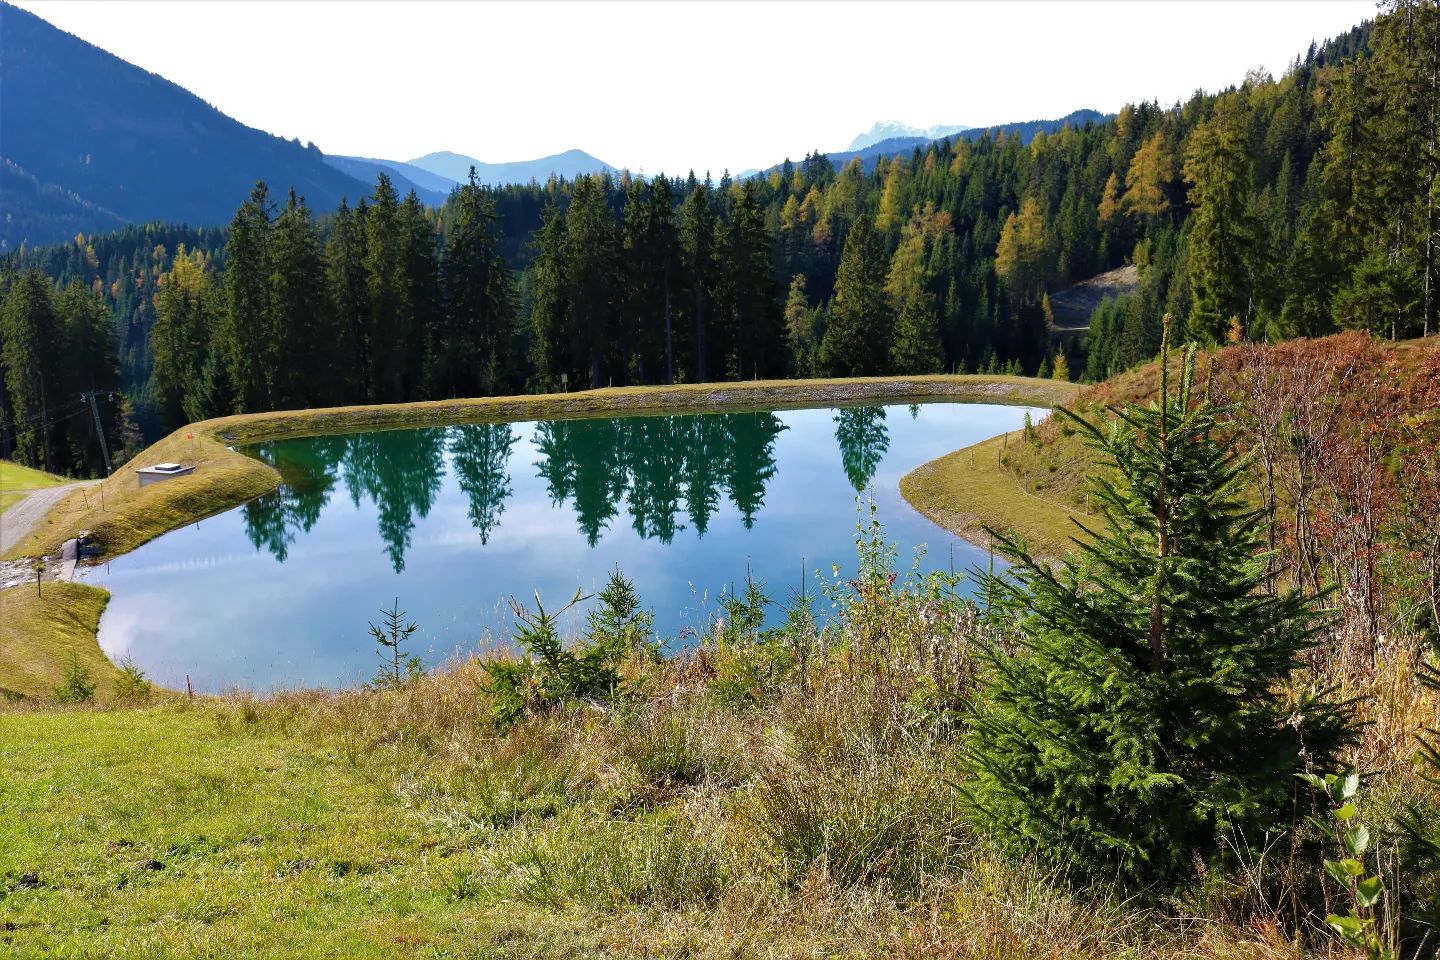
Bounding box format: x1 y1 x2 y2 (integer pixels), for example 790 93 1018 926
4 374 1072 564
0 582 113 701
900 426 1089 559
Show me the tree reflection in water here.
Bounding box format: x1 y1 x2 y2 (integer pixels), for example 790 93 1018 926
833 406 890 491
241 410 799 568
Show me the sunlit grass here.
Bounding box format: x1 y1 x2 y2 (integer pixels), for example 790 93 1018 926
0 460 69 492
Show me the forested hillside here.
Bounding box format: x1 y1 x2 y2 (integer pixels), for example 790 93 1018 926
3 2 1436 472
0 2 368 249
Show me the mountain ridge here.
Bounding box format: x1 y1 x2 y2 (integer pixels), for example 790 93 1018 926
406 148 617 185
0 1 372 249
848 120 971 151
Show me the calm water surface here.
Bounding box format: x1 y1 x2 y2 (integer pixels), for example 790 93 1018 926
85 403 1036 691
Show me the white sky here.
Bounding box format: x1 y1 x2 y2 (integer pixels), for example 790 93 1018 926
15 0 1376 176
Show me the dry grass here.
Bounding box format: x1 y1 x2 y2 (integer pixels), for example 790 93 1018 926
3 520 1436 955
900 427 1091 560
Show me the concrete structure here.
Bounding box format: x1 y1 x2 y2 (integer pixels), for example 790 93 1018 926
136 462 195 487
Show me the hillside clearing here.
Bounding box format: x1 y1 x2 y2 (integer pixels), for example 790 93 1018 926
0 460 69 492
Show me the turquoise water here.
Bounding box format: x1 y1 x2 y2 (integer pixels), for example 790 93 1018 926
85 403 1036 691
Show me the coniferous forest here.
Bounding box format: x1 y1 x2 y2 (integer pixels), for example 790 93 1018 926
1 5 1436 474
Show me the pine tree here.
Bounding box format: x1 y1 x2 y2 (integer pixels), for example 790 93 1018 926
1122 131 1174 220
325 198 368 403
890 284 943 374
365 174 407 403
964 318 1351 887
152 245 219 429
529 205 572 390
995 197 1049 303
1051 351 1071 381
220 182 274 413
783 274 818 375
821 215 892 376
438 169 514 397
268 189 327 409
0 270 60 469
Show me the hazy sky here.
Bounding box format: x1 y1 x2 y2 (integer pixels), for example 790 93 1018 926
16 0 1376 176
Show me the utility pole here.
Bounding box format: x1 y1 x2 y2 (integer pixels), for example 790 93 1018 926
82 391 112 476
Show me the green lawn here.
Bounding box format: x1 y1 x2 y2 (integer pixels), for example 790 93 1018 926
0 460 68 492
0 708 592 958
0 491 23 514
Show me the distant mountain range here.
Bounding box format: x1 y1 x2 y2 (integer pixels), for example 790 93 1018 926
406 150 617 186
756 109 1112 180
848 121 971 151
319 149 617 207
319 155 453 207
0 1 1109 251
0 3 619 250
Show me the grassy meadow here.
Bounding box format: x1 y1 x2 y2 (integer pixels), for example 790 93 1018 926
3 349 1439 957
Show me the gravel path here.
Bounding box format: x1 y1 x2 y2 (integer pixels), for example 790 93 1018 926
0 482 97 555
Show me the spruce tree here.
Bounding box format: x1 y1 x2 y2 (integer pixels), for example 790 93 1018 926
890 284 943 374
0 270 60 469
220 182 274 413
399 191 441 401
565 175 618 389
1183 97 1257 344
680 182 718 382
152 245 219 429
325 198 368 403
720 181 781 380
268 189 327 409
964 317 1351 888
821 215 892 377
529 205 572 390
364 174 407 403
438 169 512 397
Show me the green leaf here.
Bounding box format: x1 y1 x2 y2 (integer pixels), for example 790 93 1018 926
1356 876 1383 908
1334 802 1357 821
1341 771 1360 801
1327 912 1364 938
1324 859 1352 886
1298 771 1329 791
1344 826 1370 857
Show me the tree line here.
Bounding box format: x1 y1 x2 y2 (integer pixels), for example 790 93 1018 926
3 1 1435 472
